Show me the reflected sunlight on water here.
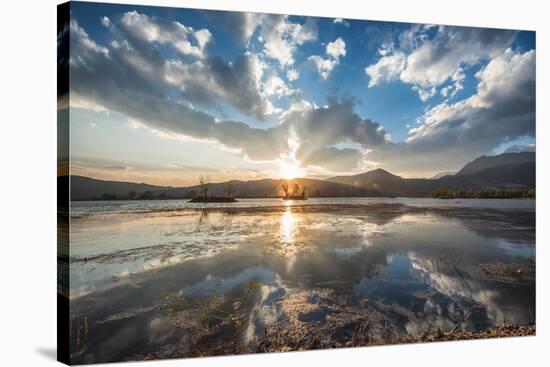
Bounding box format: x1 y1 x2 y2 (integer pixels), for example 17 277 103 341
280 205 296 245
68 200 535 363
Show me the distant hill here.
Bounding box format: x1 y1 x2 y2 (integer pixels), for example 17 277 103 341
327 152 535 196
328 169 438 196
69 176 170 201
68 176 379 201
430 171 456 179
456 152 535 176
68 152 535 200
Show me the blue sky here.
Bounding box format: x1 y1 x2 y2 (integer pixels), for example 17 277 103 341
63 1 536 185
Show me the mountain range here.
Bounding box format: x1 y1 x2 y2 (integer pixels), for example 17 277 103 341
68 152 535 200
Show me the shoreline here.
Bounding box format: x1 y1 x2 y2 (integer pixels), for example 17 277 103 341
69 199 536 218
257 324 535 354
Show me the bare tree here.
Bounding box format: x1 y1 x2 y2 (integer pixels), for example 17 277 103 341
301 186 307 199
281 181 290 199
292 183 300 197
223 182 234 198
198 175 210 199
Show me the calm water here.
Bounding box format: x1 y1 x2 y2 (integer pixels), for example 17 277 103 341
68 199 535 363
71 197 536 216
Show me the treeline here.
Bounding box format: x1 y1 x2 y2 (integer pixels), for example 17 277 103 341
431 188 535 199
92 190 197 201
281 181 307 200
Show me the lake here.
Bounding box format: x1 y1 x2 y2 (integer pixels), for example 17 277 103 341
68 198 535 363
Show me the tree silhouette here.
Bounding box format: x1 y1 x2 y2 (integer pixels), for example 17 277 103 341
292 183 300 197
223 182 235 198
281 181 290 199
198 175 210 199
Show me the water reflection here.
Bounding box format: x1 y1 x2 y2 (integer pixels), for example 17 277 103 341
68 203 535 363
280 206 296 245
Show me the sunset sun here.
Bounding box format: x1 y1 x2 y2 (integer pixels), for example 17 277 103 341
279 161 304 180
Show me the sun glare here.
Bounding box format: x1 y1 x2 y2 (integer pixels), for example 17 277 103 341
280 161 304 180
279 127 305 179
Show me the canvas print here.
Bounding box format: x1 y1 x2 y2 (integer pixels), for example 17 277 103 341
57 1 536 364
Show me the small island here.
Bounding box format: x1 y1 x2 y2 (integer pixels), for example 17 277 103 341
188 176 238 203
280 180 307 200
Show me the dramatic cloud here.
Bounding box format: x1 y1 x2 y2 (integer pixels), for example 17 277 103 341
70 18 285 160
284 97 388 148
368 48 535 174
214 12 318 76
101 11 299 120
283 98 389 171
205 11 263 43
365 51 406 87
263 74 297 98
260 15 318 67
164 53 280 119
309 37 347 79
298 146 363 172
69 18 386 173
120 11 211 58
67 10 535 178
365 26 516 101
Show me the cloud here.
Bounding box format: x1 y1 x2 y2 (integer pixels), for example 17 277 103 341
298 146 363 172
440 68 465 98
100 16 111 28
365 51 406 87
368 48 535 174
68 14 534 177
309 56 338 80
103 164 131 170
172 164 220 172
326 37 346 59
333 18 350 27
70 18 286 160
164 53 279 119
503 144 535 153
283 97 389 171
120 11 211 58
102 11 294 120
365 26 516 101
205 11 263 43
69 18 388 172
69 19 109 58
263 74 297 98
213 13 317 68
260 15 318 67
309 37 347 79
286 69 299 81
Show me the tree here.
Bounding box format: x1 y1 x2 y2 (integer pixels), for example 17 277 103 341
198 175 210 199
100 193 117 200
292 183 300 197
301 186 307 199
223 182 235 198
140 190 153 200
185 190 198 199
281 181 290 199
127 190 136 200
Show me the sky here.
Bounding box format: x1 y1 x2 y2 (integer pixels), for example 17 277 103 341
61 1 536 186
